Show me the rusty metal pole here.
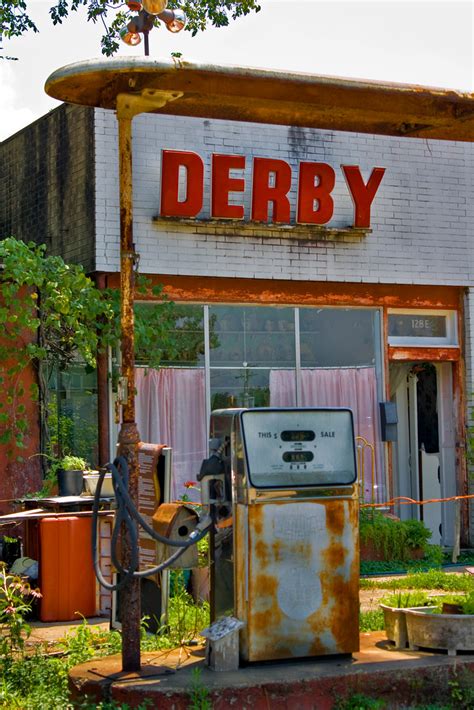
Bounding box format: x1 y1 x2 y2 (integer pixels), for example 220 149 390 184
117 105 141 673
113 90 182 673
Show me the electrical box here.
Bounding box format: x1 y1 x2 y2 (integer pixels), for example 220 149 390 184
380 401 398 441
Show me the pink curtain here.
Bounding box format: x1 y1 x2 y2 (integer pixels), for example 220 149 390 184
270 367 383 501
135 368 207 500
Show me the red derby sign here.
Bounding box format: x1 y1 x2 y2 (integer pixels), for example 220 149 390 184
160 150 385 228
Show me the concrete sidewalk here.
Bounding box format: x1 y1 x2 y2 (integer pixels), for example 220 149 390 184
27 617 110 648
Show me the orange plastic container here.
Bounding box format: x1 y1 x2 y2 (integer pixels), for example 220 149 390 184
39 516 96 622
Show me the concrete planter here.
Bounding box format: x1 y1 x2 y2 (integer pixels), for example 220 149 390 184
405 609 474 656
380 604 435 649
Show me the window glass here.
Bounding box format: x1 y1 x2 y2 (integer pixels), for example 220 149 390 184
48 365 98 467
210 368 274 409
299 308 376 367
135 303 205 367
209 306 295 367
389 314 446 339
387 310 457 346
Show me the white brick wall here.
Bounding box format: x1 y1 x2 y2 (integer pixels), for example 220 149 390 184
94 108 473 286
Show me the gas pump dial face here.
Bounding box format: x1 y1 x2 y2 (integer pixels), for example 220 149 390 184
240 408 357 488
281 430 315 442
282 451 314 463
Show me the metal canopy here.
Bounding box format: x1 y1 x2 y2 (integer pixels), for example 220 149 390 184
45 57 474 141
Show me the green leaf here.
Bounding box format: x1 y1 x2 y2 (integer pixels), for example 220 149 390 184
0 430 12 445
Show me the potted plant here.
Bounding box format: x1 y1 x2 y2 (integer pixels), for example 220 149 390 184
380 591 435 649
57 455 88 497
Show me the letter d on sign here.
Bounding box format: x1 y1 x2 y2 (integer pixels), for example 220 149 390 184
160 150 204 217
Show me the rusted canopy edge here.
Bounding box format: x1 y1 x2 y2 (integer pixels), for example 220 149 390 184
45 57 474 141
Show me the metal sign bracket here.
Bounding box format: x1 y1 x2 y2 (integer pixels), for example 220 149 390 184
116 89 183 120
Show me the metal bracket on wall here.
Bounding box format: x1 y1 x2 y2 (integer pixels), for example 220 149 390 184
116 89 183 120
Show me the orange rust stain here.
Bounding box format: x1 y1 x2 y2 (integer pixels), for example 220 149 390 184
325 503 346 536
309 636 328 656
104 273 462 311
349 502 359 530
308 611 326 636
251 610 276 636
252 573 278 597
271 540 283 562
250 641 294 662
389 346 460 362
328 575 360 652
250 597 284 628
322 542 346 569
254 539 270 567
249 505 264 536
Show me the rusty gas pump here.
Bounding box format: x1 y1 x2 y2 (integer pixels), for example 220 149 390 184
198 407 360 664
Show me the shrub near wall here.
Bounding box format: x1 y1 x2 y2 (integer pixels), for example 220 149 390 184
360 509 432 562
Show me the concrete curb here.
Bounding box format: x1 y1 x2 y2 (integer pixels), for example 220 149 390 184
68 633 474 709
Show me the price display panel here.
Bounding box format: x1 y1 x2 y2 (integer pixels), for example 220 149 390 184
241 408 357 488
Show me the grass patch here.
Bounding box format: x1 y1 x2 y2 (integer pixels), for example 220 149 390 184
360 569 474 592
0 572 209 709
359 609 384 632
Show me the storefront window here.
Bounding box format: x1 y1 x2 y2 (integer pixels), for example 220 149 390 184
209 305 295 367
210 368 273 409
131 302 383 501
209 306 296 409
135 303 205 366
300 308 377 367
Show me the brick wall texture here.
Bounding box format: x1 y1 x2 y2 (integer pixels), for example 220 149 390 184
0 104 96 271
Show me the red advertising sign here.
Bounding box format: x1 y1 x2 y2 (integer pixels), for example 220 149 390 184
160 150 385 228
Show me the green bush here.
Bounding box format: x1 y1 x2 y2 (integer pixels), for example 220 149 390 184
360 509 432 561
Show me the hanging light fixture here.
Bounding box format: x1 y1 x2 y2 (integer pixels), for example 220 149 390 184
126 0 142 11
119 26 142 46
163 8 187 32
119 1 186 53
141 0 168 15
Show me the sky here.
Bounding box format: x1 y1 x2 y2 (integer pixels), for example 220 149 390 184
1 0 473 142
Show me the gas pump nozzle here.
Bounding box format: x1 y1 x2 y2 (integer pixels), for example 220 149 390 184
198 438 228 506
198 438 226 479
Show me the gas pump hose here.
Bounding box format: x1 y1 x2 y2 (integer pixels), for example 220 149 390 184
91 456 212 592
